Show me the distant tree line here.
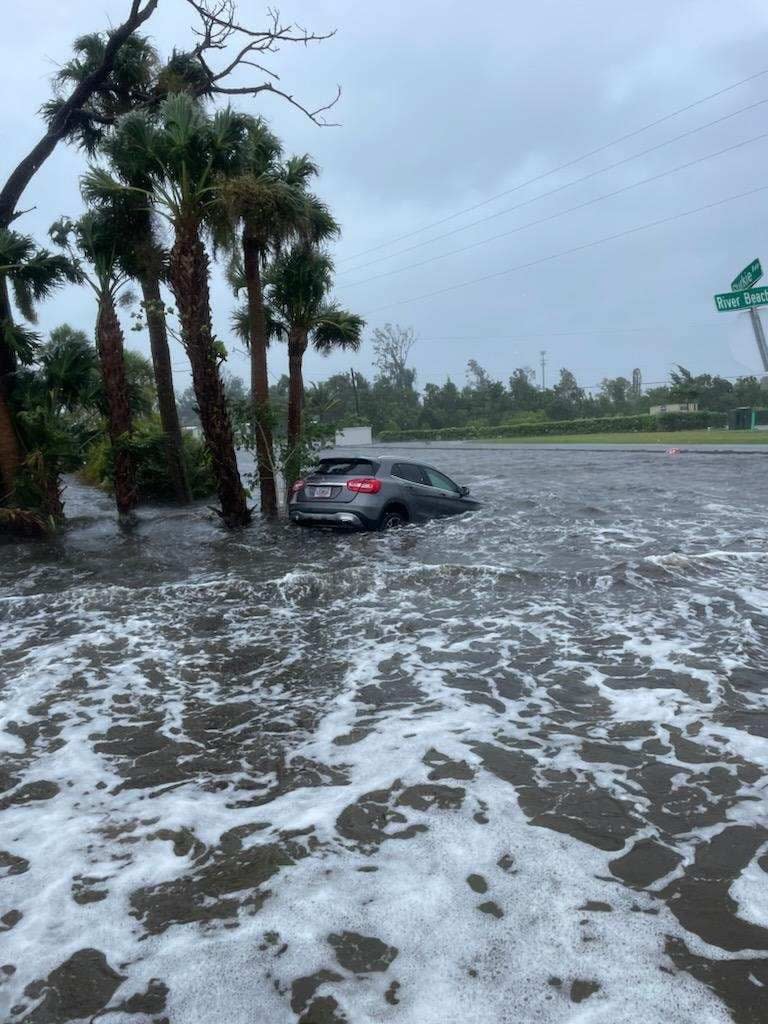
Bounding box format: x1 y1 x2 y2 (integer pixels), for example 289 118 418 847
192 324 764 437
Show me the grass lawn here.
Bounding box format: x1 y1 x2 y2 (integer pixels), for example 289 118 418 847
488 430 768 445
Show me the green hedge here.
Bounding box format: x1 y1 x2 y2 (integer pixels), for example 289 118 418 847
377 411 727 442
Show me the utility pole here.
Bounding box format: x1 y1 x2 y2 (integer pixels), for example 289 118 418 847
539 350 547 390
749 308 768 372
349 367 361 417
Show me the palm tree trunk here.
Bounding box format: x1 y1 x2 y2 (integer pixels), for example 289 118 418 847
0 380 20 503
139 272 192 504
96 292 137 515
242 232 277 517
0 280 22 503
169 219 250 527
0 280 22 501
285 326 307 492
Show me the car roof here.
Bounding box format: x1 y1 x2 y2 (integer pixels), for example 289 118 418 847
320 454 448 474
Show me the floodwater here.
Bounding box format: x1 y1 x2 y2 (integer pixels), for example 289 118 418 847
1 445 767 1024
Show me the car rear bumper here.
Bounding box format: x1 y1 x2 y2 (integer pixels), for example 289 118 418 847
290 505 377 529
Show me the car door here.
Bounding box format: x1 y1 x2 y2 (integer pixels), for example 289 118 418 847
418 465 467 517
390 462 434 520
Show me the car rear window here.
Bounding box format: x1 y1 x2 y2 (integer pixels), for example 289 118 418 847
315 459 379 476
391 462 426 484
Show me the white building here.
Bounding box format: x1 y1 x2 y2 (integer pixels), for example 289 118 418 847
649 402 699 415
335 426 373 447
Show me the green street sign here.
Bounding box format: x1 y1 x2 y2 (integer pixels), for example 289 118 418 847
714 285 768 312
731 258 762 292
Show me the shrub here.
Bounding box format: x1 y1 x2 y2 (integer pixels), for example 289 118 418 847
82 419 216 501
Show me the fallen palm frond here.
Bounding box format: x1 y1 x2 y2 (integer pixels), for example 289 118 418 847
0 506 53 538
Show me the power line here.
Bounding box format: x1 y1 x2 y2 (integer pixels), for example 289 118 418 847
336 65 768 264
338 95 768 278
362 183 768 315
414 324 720 340
340 129 768 289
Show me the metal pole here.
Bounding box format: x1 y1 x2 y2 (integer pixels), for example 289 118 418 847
540 349 547 390
749 307 768 372
350 368 360 417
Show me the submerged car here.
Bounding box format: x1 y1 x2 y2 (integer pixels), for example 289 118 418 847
289 455 481 530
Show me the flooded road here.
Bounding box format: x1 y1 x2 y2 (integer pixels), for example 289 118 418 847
1 445 767 1023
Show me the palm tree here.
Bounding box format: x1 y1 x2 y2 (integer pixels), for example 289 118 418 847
85 95 251 527
51 32 193 505
265 245 365 488
0 229 78 509
218 124 297 517
116 193 192 504
12 327 100 521
50 210 138 516
222 150 339 516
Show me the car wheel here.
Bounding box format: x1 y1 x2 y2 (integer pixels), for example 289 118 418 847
380 509 406 530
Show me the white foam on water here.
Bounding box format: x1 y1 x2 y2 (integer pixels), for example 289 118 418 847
730 844 768 931
1 459 768 1022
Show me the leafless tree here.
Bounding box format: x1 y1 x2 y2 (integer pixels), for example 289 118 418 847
372 324 417 389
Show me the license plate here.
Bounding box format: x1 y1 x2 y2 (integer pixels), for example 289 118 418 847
313 486 332 498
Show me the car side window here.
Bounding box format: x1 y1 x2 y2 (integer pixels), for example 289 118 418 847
391 462 426 484
422 466 460 492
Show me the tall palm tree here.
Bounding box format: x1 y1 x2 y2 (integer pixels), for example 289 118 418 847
115 193 192 504
265 245 365 488
0 229 78 508
50 210 138 516
85 95 251 527
222 152 339 516
51 32 193 505
217 123 304 517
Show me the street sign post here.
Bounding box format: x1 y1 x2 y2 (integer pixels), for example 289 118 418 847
713 285 768 312
714 258 768 373
731 258 763 292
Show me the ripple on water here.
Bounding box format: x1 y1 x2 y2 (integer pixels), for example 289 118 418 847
1 449 767 1023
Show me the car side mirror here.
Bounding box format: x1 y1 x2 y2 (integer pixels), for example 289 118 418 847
459 485 470 496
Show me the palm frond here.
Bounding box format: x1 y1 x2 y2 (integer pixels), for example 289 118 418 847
283 154 320 189
302 194 340 245
155 49 212 99
39 326 99 408
245 118 283 173
1 319 41 364
0 229 35 271
227 251 246 296
231 304 251 345
81 166 135 205
1 228 79 322
312 305 366 354
230 302 286 346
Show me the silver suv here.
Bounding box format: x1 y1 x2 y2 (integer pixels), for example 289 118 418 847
289 455 481 530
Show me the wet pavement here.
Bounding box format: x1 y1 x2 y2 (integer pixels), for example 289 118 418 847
0 444 767 1023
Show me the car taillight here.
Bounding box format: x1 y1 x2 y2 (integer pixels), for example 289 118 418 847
346 477 381 494
290 478 305 495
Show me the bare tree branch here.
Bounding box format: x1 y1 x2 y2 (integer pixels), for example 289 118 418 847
212 81 342 125
185 1 336 45
186 1 341 125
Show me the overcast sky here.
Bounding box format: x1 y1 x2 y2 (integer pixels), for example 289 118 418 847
3 0 768 393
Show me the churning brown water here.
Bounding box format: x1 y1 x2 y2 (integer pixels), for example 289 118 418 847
1 444 767 1023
